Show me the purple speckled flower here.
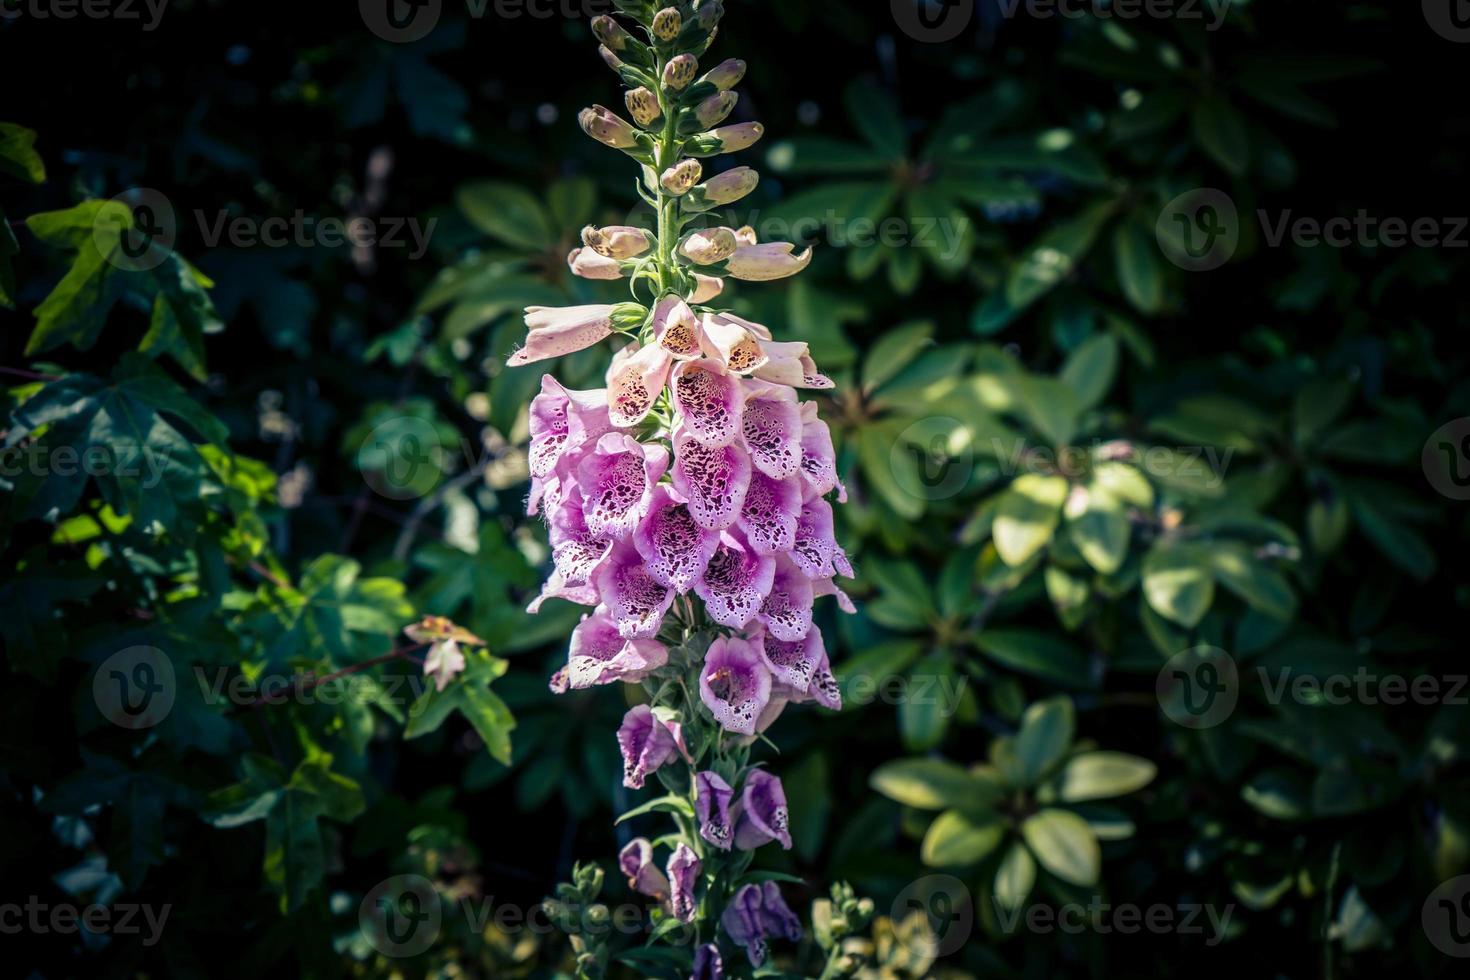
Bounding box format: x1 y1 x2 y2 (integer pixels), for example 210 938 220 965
691 942 724 979
619 837 669 899
551 607 668 692
528 375 611 480
694 770 734 851
698 636 772 735
633 485 721 595
617 705 682 790
720 881 802 967
594 540 676 639
693 531 775 631
755 554 814 642
577 432 669 539
732 769 792 850
667 843 701 922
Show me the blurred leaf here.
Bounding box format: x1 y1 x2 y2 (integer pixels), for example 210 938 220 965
1021 808 1100 886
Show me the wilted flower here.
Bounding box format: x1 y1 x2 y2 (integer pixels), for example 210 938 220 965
619 838 669 897
721 881 802 966
550 607 668 691
667 843 701 922
423 638 466 691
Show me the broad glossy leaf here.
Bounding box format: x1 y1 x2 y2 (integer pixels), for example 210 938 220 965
922 810 1004 866
1142 542 1215 628
992 474 1068 566
1054 752 1157 802
1021 808 1100 886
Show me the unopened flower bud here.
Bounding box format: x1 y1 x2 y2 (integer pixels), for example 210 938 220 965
686 121 764 157
700 166 758 205
599 45 624 72
579 105 640 149
694 0 723 29
585 904 611 928
694 91 738 129
663 54 698 91
702 57 745 91
661 158 703 196
625 87 662 128
680 227 738 265
610 301 651 332
591 14 631 51
583 224 651 260
652 6 681 41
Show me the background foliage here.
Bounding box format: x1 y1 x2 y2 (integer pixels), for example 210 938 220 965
2 0 1467 976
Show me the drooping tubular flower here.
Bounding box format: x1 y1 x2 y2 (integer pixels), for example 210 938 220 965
521 2 852 968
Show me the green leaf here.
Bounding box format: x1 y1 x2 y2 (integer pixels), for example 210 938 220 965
1193 96 1251 175
1066 484 1130 575
1208 543 1296 621
869 758 1000 812
1006 201 1115 313
1059 333 1119 411
991 474 1069 566
1241 768 1309 820
1113 217 1164 314
764 137 890 176
858 423 925 521
616 794 695 824
900 654 956 752
456 181 553 250
975 629 1091 688
1014 696 1075 784
404 652 515 763
1054 752 1157 802
1142 542 1216 628
0 122 46 183
862 321 934 394
844 76 907 159
994 841 1037 910
921 810 1005 866
1021 808 1101 886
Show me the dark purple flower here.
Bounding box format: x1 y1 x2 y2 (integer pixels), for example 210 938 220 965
720 881 803 967
617 705 681 789
732 769 792 850
694 770 734 850
691 942 724 979
698 636 772 735
667 843 701 922
619 837 670 900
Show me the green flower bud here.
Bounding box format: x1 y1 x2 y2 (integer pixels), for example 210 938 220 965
625 87 662 128
610 301 651 332
584 904 611 929
663 53 698 91
591 14 631 51
702 57 745 91
661 158 703 196
651 6 681 41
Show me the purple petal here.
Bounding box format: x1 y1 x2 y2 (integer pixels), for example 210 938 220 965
667 843 701 922
607 342 672 427
758 881 803 942
695 770 735 851
549 486 614 585
671 360 744 448
733 770 792 850
617 705 680 790
739 383 802 479
737 471 801 555
529 375 612 478
595 541 675 638
720 884 768 967
798 402 846 502
754 622 824 693
756 555 814 642
692 943 725 980
698 636 772 735
672 428 752 531
694 532 776 631
578 433 669 539
633 485 721 594
654 295 706 360
812 576 858 615
790 496 837 579
560 607 668 689
526 569 599 615
619 837 671 898
510 304 615 366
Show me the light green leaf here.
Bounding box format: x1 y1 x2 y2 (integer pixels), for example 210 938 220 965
921 810 1005 867
1054 752 1157 802
1021 808 1101 886
870 758 1001 812
456 181 553 250
1015 696 1075 784
994 841 1036 910
1142 542 1216 628
992 474 1069 566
